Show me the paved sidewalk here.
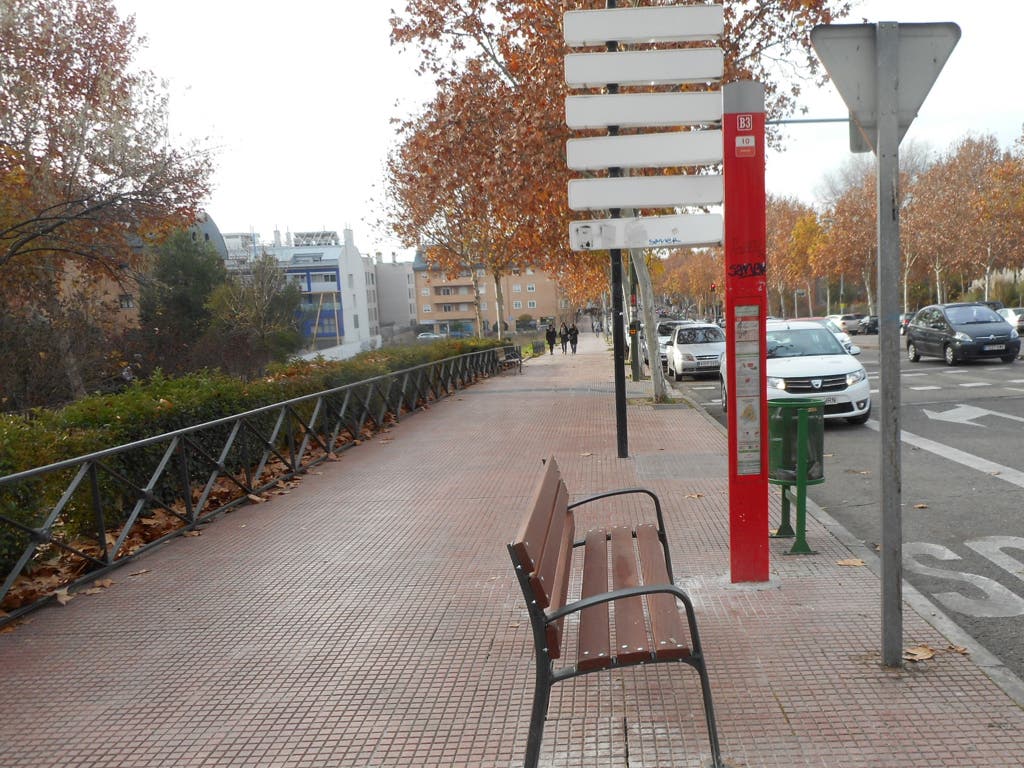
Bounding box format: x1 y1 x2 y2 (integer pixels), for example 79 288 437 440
2 331 1023 767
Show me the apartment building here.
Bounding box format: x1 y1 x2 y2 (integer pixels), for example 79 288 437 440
412 249 567 334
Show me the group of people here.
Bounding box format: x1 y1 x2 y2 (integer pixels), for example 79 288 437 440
544 322 579 355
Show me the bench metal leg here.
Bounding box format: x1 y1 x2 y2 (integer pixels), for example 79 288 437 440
693 658 724 768
524 669 551 768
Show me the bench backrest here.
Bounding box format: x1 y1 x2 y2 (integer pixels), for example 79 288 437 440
509 456 575 658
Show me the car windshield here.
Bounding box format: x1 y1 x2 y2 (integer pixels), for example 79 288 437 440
766 327 846 358
945 306 1002 325
676 327 724 344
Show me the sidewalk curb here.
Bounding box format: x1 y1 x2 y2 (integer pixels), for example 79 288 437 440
683 385 1024 709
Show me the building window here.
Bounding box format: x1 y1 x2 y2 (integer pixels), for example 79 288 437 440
421 287 429 296
119 294 134 309
526 283 536 292
560 298 569 308
512 267 521 276
478 284 486 294
513 300 523 310
512 284 522 293
353 315 359 329
347 274 355 289
439 286 453 296
526 267 535 275
442 303 454 313
480 302 488 311
423 305 432 313
528 300 537 309
459 303 469 312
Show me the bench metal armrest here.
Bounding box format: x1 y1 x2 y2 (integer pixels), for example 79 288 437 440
544 583 695 624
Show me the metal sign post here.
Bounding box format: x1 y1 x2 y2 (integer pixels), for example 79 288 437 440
722 82 769 583
811 21 959 667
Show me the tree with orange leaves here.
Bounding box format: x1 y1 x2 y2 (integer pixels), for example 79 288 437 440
1 0 214 401
388 1 851 334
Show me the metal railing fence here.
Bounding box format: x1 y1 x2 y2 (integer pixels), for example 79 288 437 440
0 348 505 624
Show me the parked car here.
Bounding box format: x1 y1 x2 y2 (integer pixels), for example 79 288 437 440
997 306 1024 334
720 319 871 425
857 315 879 334
643 319 692 368
826 313 863 335
899 312 916 335
905 302 1020 365
807 317 858 353
666 322 725 381
417 332 442 339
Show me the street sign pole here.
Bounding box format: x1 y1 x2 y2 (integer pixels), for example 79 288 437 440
875 21 903 669
723 81 769 583
811 19 959 667
606 0 628 458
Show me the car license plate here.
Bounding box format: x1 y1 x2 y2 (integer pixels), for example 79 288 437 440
824 396 837 405
984 344 1005 351
698 360 717 368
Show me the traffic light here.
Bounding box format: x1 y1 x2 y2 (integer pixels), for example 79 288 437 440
710 282 717 292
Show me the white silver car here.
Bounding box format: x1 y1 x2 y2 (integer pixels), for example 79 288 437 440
720 319 872 425
667 323 725 381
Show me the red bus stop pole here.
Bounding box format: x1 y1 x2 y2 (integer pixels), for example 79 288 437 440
722 82 769 583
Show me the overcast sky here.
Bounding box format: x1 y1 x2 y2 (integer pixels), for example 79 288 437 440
112 1 1022 261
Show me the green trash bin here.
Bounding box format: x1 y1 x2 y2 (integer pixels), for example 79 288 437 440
768 398 825 486
532 340 546 355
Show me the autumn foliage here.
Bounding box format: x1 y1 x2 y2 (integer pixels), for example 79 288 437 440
386 0 851 316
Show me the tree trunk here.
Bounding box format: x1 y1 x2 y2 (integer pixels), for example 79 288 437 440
862 266 875 316
492 270 506 340
470 269 484 336
805 281 814 316
629 247 667 402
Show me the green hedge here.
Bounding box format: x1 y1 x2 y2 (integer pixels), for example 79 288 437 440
0 340 503 579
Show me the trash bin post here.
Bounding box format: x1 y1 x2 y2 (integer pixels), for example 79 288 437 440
767 399 825 555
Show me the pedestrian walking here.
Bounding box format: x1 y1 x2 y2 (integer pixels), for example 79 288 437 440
568 324 579 354
558 323 569 354
545 325 556 355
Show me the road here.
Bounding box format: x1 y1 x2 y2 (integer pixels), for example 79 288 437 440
671 332 1024 680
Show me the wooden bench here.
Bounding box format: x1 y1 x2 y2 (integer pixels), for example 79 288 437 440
507 456 722 768
496 344 523 374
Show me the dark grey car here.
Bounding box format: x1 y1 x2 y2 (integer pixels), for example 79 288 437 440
906 302 1020 365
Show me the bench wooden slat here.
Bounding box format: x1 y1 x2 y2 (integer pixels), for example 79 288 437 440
610 526 649 664
530 481 570 607
543 507 576 660
577 528 612 671
636 524 692 661
511 457 562 574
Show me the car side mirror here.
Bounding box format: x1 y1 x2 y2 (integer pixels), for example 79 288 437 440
849 344 861 356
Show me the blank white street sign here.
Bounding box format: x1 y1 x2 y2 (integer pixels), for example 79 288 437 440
568 175 723 211
569 213 723 251
565 48 723 88
564 5 723 46
566 92 722 129
567 130 722 171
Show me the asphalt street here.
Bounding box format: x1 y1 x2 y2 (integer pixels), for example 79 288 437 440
671 331 1024 681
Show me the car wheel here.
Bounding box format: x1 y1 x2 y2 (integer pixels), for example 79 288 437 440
907 341 920 362
720 377 727 413
944 344 957 366
1001 354 1016 364
674 366 682 382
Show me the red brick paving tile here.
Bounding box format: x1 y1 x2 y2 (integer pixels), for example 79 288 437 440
2 333 1024 766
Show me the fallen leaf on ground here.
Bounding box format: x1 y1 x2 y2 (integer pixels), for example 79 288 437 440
947 645 969 655
183 530 201 537
913 503 929 509
127 570 150 577
903 645 935 662
685 493 704 499
837 558 865 567
54 588 73 606
579 452 593 457
93 578 113 589
246 494 265 503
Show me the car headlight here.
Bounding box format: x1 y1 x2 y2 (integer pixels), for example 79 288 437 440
1012 329 1020 340
767 376 786 391
680 353 695 362
954 331 971 342
846 368 867 386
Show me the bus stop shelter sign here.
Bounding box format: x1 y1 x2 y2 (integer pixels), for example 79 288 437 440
810 22 960 153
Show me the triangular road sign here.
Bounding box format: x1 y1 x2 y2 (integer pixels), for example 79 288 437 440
811 22 960 153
